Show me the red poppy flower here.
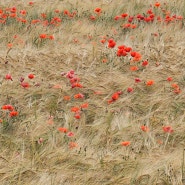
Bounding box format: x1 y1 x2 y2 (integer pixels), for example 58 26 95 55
29 2 34 5
9 111 18 117
130 66 139 71
163 126 173 133
80 103 89 109
142 60 149 66
135 78 141 83
121 141 130 146
125 47 132 52
2 104 14 111
130 51 136 57
167 77 173 82
21 82 30 88
121 13 128 18
112 93 119 100
100 39 106 44
71 83 83 88
146 80 154 86
154 2 161 7
133 52 142 61
63 96 71 101
69 142 78 149
64 10 70 15
20 10 26 15
94 7 102 14
71 107 80 113
10 13 16 18
58 127 68 133
55 9 60 13
102 58 107 63
39 34 47 39
127 87 133 93
114 15 121 20
171 83 179 89
108 39 116 48
90 15 96 20
5 74 13 81
48 35 54 40
67 132 74 137
74 93 84 99
74 113 81 119
28 74 34 79
173 87 181 94
141 125 149 132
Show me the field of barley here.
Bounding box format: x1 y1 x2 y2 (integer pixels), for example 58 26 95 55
0 0 184 184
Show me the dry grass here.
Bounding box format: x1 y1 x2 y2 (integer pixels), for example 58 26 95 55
0 0 185 184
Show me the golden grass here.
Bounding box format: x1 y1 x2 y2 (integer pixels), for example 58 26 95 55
0 0 185 184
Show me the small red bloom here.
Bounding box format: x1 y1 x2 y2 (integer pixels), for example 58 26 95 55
2 104 14 111
135 78 141 83
108 39 116 48
55 9 60 13
125 47 132 52
74 93 84 99
167 77 173 82
69 142 78 149
142 60 149 66
112 93 119 100
141 125 149 132
67 132 74 137
74 113 81 119
58 127 68 133
63 96 71 101
64 10 70 15
9 111 18 117
121 13 128 18
130 66 139 71
90 15 96 20
146 80 154 86
127 87 133 93
28 74 34 79
114 15 121 20
21 82 30 88
29 2 34 5
71 107 80 113
121 141 130 146
39 34 47 39
48 35 54 40
5 74 13 81
154 2 161 7
20 10 26 15
163 126 173 133
80 103 89 109
100 39 106 44
94 7 102 14
130 51 136 57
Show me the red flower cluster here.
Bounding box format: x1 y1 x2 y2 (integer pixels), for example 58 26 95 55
171 83 181 94
39 34 54 40
64 70 83 88
63 10 76 18
2 104 18 117
108 39 116 48
70 103 88 120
